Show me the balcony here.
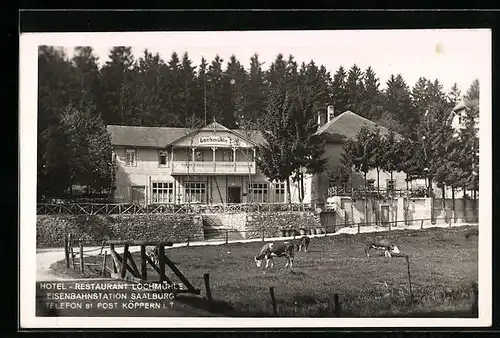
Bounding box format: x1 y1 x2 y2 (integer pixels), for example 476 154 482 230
171 161 256 175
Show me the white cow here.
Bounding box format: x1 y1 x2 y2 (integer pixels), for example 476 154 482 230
254 242 295 268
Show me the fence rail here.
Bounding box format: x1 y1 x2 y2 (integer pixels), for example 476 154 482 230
37 202 314 215
328 187 430 199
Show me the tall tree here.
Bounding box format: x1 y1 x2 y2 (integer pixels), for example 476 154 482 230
384 74 414 137
179 52 197 127
223 55 247 128
344 64 365 115
99 46 136 125
71 46 101 108
330 66 348 113
206 55 226 124
362 67 384 120
447 82 462 106
256 84 296 202
243 53 267 124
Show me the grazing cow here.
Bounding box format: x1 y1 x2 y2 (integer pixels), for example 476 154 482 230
296 236 310 252
254 242 295 268
365 238 400 258
146 246 159 266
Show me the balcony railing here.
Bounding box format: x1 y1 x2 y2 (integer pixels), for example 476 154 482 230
327 187 430 199
171 161 256 175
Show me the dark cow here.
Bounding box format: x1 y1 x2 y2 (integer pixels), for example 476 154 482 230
296 236 310 252
365 238 400 258
254 242 295 268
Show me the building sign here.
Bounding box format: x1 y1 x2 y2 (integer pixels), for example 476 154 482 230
198 136 241 147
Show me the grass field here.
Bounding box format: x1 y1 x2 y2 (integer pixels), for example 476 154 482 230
51 225 478 317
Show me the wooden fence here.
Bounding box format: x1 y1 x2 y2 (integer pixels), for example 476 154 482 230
37 202 314 215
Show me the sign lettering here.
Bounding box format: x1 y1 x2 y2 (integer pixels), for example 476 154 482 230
198 136 241 146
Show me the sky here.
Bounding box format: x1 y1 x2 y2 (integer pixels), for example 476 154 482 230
42 29 489 95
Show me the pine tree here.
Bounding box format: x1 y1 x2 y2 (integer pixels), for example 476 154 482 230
345 64 365 115
384 74 414 137
71 46 101 108
243 53 267 124
179 52 197 127
100 46 136 125
448 82 462 106
362 67 384 120
330 66 348 113
223 55 247 128
206 55 226 124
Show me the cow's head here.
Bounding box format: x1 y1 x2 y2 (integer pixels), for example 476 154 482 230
391 245 400 254
255 256 262 268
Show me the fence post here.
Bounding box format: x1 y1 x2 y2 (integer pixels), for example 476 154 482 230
225 231 229 244
334 293 341 317
471 282 478 317
405 255 414 303
101 250 108 276
187 236 190 247
203 273 212 301
344 211 348 227
64 235 70 268
79 241 84 273
269 286 278 316
262 229 265 242
357 221 360 234
420 219 424 229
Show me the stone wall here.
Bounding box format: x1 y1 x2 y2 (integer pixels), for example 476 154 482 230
36 214 204 248
244 211 321 239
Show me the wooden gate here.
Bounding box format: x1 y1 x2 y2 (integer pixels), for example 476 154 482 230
106 240 200 295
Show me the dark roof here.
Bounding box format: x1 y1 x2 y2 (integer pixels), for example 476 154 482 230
107 125 190 148
316 110 402 143
107 124 266 148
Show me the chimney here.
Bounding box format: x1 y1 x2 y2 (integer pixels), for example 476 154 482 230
317 110 327 129
327 105 335 122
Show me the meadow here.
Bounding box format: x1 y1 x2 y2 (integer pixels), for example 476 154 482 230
51 225 478 317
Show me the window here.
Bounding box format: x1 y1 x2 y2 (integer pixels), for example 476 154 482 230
274 182 285 203
248 183 269 203
125 149 136 166
185 182 206 203
223 150 233 162
328 179 336 189
341 181 348 191
387 179 396 191
158 150 169 167
367 180 375 190
195 150 204 162
152 182 174 203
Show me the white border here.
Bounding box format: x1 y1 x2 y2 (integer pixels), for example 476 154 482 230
19 29 492 328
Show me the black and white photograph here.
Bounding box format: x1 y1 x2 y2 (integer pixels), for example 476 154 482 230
20 28 491 328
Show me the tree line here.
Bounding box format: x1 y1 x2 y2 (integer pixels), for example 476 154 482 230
336 81 479 200
37 45 479 201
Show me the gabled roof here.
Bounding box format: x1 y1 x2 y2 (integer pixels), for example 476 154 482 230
107 123 267 148
107 125 190 148
316 110 400 143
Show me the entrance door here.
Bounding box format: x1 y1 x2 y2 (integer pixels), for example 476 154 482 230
381 205 390 226
131 186 145 204
227 187 241 204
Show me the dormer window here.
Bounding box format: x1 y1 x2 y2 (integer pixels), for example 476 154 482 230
159 150 169 167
